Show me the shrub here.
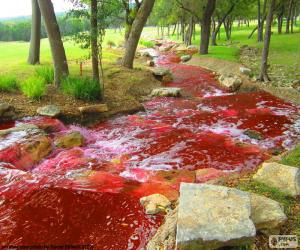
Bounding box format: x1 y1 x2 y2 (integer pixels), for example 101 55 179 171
21 76 46 100
139 40 155 48
61 76 102 101
35 66 54 84
107 40 116 48
0 74 18 92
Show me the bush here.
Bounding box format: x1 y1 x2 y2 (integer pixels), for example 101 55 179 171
21 76 46 100
61 76 102 101
0 74 18 92
139 40 155 48
35 66 54 84
107 40 116 48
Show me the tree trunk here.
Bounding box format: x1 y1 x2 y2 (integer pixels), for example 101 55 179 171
286 0 293 34
122 0 155 69
172 24 177 36
277 3 284 34
200 0 216 55
28 0 41 65
90 0 100 83
38 0 69 86
259 0 275 82
258 0 267 42
185 17 193 46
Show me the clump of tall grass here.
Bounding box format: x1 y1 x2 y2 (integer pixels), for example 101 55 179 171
61 76 102 101
35 66 54 84
139 40 155 48
20 76 46 100
0 74 18 92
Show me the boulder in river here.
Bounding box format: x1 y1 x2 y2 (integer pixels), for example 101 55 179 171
250 193 287 234
54 131 84 149
0 124 40 137
243 129 264 140
253 162 300 197
151 67 171 77
0 103 15 121
37 105 61 117
176 183 255 250
140 194 171 215
151 88 181 98
181 55 192 63
219 74 243 92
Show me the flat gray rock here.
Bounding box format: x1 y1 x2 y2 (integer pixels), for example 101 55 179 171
253 162 300 197
151 88 181 98
176 183 256 250
240 66 252 76
37 105 61 117
181 55 192 62
151 67 171 76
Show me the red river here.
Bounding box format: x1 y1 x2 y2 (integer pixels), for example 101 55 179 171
0 49 299 249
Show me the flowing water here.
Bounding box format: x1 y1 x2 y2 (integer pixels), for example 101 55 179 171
0 48 299 249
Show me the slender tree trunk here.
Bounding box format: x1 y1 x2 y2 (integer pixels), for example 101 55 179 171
185 16 193 46
172 24 177 36
286 0 293 34
90 0 100 83
259 0 275 82
38 0 69 86
28 0 41 65
258 0 267 42
200 0 216 55
277 3 284 34
122 0 155 69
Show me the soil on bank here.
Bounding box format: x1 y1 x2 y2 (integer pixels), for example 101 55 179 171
0 65 161 125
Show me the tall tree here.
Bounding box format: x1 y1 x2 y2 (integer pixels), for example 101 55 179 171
200 0 216 54
259 0 275 82
122 0 156 69
38 0 69 86
28 0 41 65
91 0 100 83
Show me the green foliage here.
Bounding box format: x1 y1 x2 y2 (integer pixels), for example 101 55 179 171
139 39 155 48
20 76 46 100
107 40 116 48
281 146 300 168
0 74 18 92
35 66 54 84
61 76 101 101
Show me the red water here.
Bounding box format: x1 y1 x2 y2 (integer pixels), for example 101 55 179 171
0 48 299 249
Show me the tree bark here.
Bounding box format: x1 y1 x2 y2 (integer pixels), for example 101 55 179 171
90 0 100 83
122 0 155 69
277 3 284 34
184 16 193 46
286 0 294 34
259 0 275 82
258 0 267 42
200 0 216 55
38 0 69 86
28 0 41 65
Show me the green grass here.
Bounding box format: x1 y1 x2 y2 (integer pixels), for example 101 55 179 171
20 76 46 100
139 39 155 48
35 66 54 84
61 76 102 101
281 146 300 168
0 74 18 92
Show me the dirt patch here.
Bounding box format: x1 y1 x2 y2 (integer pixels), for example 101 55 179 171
0 65 161 125
186 56 300 105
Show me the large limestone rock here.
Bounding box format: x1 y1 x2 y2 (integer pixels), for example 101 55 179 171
0 103 15 120
219 75 243 92
250 193 287 234
37 105 61 117
176 183 256 250
151 88 181 98
54 131 84 149
253 162 300 197
140 194 171 215
147 207 178 250
78 104 108 114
